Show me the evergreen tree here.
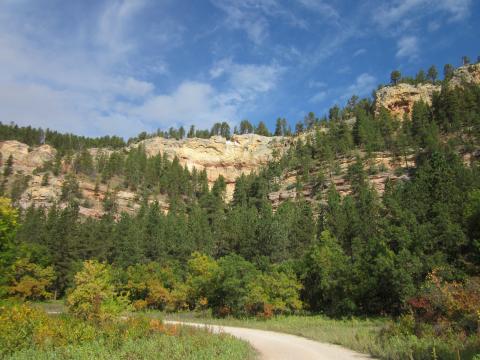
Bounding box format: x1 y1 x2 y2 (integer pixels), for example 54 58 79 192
415 69 426 83
239 120 254 134
427 65 438 84
3 155 13 177
443 64 455 81
255 121 270 136
390 70 401 85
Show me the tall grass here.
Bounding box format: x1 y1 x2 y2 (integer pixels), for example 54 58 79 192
8 331 255 360
0 303 256 360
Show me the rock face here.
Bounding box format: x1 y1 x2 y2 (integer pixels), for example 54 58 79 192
0 134 288 215
375 83 440 119
0 140 57 171
135 134 289 198
375 64 480 119
449 63 480 88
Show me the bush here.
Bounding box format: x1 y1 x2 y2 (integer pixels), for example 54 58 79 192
408 271 480 336
7 258 55 300
124 262 187 311
245 269 302 317
66 260 130 322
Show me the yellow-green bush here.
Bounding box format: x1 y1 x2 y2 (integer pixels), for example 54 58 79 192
66 260 130 322
7 258 55 301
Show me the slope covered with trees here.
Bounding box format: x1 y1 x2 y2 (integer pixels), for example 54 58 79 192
1 59 480 358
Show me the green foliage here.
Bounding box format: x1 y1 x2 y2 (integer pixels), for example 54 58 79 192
390 70 401 84
66 260 130 322
0 198 18 296
7 258 55 300
61 173 82 202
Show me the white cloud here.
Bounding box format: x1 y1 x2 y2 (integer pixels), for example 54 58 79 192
132 82 236 129
210 58 285 96
296 0 339 20
309 91 327 103
347 73 376 96
210 0 308 45
374 0 471 28
123 78 155 97
308 80 327 88
96 0 148 59
396 35 419 60
353 48 366 57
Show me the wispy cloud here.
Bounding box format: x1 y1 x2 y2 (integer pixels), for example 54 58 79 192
347 73 376 97
211 58 284 89
96 0 147 57
396 35 419 61
296 0 339 21
309 90 327 103
374 0 472 29
308 80 327 88
210 0 308 45
353 48 366 57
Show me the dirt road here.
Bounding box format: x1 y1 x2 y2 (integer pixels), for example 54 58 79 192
166 321 374 360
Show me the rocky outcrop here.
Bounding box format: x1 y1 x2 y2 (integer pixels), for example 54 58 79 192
0 140 56 171
375 64 480 119
134 134 289 198
449 63 480 88
0 134 288 214
375 83 440 119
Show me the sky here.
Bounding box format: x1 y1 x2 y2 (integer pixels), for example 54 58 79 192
0 0 478 138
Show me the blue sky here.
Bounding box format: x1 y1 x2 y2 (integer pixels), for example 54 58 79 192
0 0 478 138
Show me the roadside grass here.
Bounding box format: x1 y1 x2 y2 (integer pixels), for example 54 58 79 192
1 302 256 360
164 312 480 360
7 330 256 360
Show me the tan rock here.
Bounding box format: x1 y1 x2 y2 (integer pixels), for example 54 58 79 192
374 64 480 120
375 83 440 119
133 134 288 198
449 63 480 88
0 140 56 172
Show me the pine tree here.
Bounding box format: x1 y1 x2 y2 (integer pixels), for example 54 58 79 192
427 65 438 84
390 70 401 85
255 121 270 136
443 64 454 81
3 155 13 177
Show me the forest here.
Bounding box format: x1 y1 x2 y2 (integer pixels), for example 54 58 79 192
1 63 480 359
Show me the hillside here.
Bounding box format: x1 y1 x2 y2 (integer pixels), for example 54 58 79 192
1 59 480 360
1 63 479 218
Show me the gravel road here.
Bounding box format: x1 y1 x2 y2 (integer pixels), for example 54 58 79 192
166 321 374 360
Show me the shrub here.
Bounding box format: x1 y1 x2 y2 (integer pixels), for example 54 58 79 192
244 269 302 317
124 262 187 311
66 260 130 322
209 254 259 317
7 258 55 300
408 271 480 336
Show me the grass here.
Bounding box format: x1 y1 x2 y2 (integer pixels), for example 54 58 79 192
7 330 256 360
1 302 256 360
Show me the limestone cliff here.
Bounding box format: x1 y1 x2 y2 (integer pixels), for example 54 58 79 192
0 134 289 215
374 63 480 119
449 63 480 88
134 134 289 198
375 83 440 119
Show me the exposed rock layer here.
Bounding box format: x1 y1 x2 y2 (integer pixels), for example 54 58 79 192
134 134 289 197
375 64 480 119
375 83 440 119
